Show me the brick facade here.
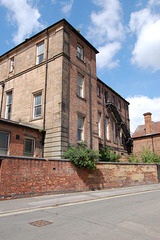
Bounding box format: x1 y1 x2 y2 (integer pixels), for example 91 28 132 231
0 19 131 158
133 135 160 155
96 79 130 156
0 157 158 200
132 113 160 155
0 119 43 157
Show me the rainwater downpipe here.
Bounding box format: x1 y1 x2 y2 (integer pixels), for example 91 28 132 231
152 135 155 152
88 63 93 149
0 83 5 118
42 29 49 157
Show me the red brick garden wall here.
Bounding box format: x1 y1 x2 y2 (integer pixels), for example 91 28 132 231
0 156 158 200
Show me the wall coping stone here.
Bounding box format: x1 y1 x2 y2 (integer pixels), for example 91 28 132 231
0 155 158 166
98 161 158 166
48 158 71 162
0 155 72 162
0 155 46 161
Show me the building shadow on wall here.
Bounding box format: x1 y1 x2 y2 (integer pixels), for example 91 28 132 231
76 167 105 191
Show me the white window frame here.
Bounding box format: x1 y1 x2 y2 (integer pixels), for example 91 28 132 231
120 129 123 145
98 113 101 138
77 45 83 61
0 131 9 155
77 74 84 98
24 137 35 157
106 118 109 141
10 57 14 72
112 95 115 105
118 100 121 110
33 92 42 119
5 91 12 120
78 116 84 142
97 85 100 97
36 41 44 64
113 121 116 143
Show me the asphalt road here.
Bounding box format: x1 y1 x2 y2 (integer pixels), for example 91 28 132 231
0 185 160 240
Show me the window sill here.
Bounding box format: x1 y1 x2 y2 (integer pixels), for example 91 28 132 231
77 140 85 145
76 56 86 65
77 95 86 102
29 116 43 122
36 60 44 66
8 71 14 76
23 154 34 158
98 137 103 142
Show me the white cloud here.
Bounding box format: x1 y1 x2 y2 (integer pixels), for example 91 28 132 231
0 0 44 45
60 0 74 17
129 0 160 71
148 0 160 6
126 95 160 134
89 0 124 44
96 42 121 69
88 0 124 70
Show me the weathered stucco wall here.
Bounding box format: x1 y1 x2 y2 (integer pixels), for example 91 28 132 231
0 156 158 200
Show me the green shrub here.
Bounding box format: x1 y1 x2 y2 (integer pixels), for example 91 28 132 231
127 153 140 163
99 147 121 162
140 147 160 163
64 142 99 170
128 147 160 164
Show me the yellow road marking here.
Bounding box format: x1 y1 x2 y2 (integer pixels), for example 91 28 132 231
0 189 160 217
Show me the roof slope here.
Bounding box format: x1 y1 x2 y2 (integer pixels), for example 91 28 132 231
0 118 42 131
132 121 160 138
0 18 98 59
97 77 129 104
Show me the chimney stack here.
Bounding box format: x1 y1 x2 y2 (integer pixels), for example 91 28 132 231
143 112 152 134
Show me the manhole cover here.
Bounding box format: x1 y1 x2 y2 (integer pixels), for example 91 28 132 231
29 220 53 227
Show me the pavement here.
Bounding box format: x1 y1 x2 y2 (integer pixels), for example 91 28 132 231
1 183 160 215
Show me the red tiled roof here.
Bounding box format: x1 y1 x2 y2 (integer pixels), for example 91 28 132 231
132 121 160 138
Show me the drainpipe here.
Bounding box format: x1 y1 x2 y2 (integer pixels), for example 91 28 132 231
42 29 49 157
88 63 92 149
0 83 5 118
152 135 154 152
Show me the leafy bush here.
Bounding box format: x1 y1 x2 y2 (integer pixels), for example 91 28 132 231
140 147 160 163
127 153 140 163
64 142 99 170
99 147 121 162
128 147 160 164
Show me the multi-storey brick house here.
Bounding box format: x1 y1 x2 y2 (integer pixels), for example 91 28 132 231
97 78 131 156
0 19 131 159
132 112 160 155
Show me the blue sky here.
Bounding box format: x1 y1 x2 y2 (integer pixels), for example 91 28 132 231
0 0 160 133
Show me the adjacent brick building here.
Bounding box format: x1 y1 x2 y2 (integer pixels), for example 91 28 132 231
132 112 160 155
0 118 43 157
0 19 131 159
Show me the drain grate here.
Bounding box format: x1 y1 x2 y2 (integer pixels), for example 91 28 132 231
29 220 53 227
